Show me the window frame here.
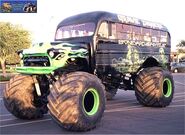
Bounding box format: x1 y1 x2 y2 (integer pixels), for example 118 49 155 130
109 22 169 45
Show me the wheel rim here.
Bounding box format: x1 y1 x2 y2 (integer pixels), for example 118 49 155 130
83 88 99 116
163 78 172 97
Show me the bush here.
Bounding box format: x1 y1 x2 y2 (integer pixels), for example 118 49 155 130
0 75 11 81
0 65 17 73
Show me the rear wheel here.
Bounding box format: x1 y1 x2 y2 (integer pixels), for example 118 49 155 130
3 75 48 119
47 72 105 131
134 67 174 107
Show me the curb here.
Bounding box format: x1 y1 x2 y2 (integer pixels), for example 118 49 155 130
0 81 8 84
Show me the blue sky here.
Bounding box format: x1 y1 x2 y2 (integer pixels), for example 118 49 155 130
0 0 185 51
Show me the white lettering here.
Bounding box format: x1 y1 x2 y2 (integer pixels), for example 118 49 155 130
117 15 140 25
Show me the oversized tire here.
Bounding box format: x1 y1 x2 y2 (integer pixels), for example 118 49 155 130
3 75 48 119
47 72 105 131
134 67 174 107
105 86 118 100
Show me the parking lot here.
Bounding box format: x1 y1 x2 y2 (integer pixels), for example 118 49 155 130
0 73 184 134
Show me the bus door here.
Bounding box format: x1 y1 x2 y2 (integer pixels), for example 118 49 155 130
96 21 130 74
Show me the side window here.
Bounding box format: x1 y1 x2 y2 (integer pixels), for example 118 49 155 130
160 31 168 43
116 23 132 40
167 33 170 45
142 28 151 42
132 26 142 41
151 30 160 42
98 21 170 46
109 23 116 39
98 22 108 38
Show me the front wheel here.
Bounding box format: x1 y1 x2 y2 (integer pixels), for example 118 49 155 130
3 75 48 119
134 67 174 107
47 72 105 131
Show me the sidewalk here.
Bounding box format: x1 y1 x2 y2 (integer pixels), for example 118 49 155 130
0 81 8 84
0 73 18 76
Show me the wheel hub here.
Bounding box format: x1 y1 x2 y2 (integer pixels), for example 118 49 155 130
163 78 172 97
83 88 99 116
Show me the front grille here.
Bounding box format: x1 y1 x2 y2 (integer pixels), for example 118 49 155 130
23 56 50 67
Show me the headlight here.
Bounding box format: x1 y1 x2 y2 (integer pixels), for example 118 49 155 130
49 50 54 58
17 50 23 59
19 53 23 58
47 49 65 59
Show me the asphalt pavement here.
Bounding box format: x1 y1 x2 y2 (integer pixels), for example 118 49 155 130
0 73 184 134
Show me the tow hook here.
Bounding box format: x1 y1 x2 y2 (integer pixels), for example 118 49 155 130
32 75 41 96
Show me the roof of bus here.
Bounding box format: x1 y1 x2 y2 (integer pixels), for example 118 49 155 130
57 11 169 31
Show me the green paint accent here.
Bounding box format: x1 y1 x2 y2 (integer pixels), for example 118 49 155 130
16 67 56 74
163 78 172 97
16 42 88 74
23 43 53 54
83 88 100 116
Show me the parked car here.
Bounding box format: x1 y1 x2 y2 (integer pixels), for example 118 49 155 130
171 62 185 73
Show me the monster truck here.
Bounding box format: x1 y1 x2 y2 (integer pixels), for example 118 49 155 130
3 11 174 131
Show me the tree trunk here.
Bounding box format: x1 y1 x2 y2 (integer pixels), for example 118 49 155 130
0 60 6 77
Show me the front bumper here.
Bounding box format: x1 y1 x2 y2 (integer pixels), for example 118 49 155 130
16 66 57 74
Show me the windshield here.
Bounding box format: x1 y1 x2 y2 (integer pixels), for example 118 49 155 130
55 22 95 40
